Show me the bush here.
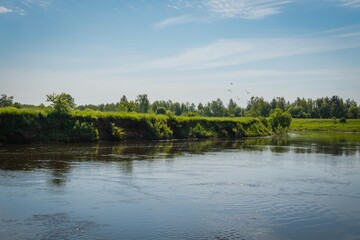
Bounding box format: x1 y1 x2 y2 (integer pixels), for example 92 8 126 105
71 120 99 142
146 118 173 139
46 92 76 115
269 108 292 134
189 123 214 138
110 123 126 141
155 107 167 115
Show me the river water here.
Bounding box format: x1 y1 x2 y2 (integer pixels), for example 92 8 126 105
0 132 359 240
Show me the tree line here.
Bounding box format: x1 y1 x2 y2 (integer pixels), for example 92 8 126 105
1 93 359 119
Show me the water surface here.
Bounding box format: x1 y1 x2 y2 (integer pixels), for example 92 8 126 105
1 132 360 239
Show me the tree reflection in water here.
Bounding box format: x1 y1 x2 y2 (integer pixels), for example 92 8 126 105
0 132 359 186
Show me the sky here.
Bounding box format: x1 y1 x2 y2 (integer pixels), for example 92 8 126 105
0 0 360 106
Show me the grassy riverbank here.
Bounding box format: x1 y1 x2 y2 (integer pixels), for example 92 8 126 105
0 107 271 143
290 119 360 132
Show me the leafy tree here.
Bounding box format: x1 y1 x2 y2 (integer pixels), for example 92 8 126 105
319 98 331 118
245 97 271 117
118 95 136 112
269 108 292 133
270 97 287 111
136 94 150 113
330 95 344 118
0 94 14 107
46 92 75 115
202 103 212 117
287 105 308 118
180 103 190 115
228 99 242 117
173 102 182 116
347 105 359 119
209 98 226 117
155 107 167 115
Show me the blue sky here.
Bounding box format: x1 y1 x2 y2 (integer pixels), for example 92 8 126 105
1 0 360 106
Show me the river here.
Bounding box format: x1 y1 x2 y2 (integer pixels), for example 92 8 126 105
0 132 359 240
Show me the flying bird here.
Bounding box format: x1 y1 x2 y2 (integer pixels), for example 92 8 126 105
246 90 250 94
227 89 232 92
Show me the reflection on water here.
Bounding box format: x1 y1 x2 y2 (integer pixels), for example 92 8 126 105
0 132 360 240
1 132 359 173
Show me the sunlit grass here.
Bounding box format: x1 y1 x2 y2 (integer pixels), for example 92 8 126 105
290 119 360 132
0 107 48 116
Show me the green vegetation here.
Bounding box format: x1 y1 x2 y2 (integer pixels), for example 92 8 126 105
269 108 292 134
0 106 271 143
3 92 359 119
2 92 360 143
46 92 75 115
0 94 14 107
290 119 360 132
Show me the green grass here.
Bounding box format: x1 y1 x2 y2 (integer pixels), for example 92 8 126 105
0 106 48 116
290 119 360 132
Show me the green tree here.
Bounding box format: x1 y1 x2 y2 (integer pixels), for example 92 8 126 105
245 97 271 117
269 108 292 133
210 98 226 117
330 95 344 118
319 98 331 118
46 92 76 115
172 102 182 116
228 99 242 117
155 107 167 115
347 105 359 119
0 94 14 107
136 94 150 113
118 95 136 112
270 97 287 111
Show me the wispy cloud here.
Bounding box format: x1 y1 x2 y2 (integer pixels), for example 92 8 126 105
167 0 292 21
203 0 291 20
154 15 195 29
22 0 51 9
0 6 13 14
119 27 360 73
338 0 360 8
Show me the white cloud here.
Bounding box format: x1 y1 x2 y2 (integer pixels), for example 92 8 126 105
203 0 291 20
118 28 360 73
22 0 51 9
154 15 195 29
339 0 360 8
167 0 292 21
0 6 13 14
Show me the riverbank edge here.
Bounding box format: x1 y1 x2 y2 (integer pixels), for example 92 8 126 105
0 109 271 143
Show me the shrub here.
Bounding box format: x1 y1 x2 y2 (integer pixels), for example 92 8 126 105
110 123 126 141
46 92 76 115
189 123 214 138
146 118 173 139
339 117 347 123
269 108 292 134
71 120 99 141
155 107 167 115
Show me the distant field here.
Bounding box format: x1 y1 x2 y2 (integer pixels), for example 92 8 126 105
290 119 360 132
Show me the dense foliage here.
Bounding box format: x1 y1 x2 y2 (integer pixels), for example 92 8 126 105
46 92 76 115
0 107 271 143
268 108 292 134
2 92 360 143
77 95 359 119
1 93 359 119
